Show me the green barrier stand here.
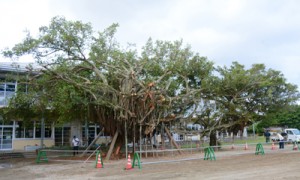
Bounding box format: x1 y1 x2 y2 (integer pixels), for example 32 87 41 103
204 147 216 160
255 143 265 155
36 150 48 163
132 152 142 169
95 150 104 168
210 147 216 160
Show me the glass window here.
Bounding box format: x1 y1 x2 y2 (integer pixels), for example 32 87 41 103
45 124 52 138
55 127 63 146
89 126 96 138
82 125 87 139
35 122 41 138
15 121 25 138
63 127 71 146
35 121 52 138
0 84 4 91
25 124 34 138
0 84 4 97
2 127 13 149
15 121 37 138
54 126 70 146
6 84 15 92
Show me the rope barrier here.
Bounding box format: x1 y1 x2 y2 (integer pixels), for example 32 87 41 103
35 142 299 166
140 145 300 165
41 149 97 153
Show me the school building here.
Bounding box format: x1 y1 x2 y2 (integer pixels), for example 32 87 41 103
0 62 110 151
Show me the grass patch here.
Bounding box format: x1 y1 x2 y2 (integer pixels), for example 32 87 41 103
220 136 265 145
180 136 266 148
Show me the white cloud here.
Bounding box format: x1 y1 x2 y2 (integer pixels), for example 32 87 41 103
0 0 52 48
1 0 300 89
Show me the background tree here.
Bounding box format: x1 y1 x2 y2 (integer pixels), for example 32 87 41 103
196 62 299 146
257 105 300 132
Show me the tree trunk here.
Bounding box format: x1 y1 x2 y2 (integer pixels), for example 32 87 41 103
105 130 118 161
133 121 136 155
145 135 148 158
161 123 165 150
164 127 182 155
150 133 154 157
139 124 142 159
114 144 121 157
209 131 217 147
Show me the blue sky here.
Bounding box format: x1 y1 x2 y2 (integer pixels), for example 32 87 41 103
1 0 300 90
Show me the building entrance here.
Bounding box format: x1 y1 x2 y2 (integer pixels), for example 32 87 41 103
0 126 13 150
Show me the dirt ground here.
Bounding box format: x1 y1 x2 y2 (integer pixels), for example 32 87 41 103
1 144 300 180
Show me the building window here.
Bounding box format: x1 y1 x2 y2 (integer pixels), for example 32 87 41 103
36 122 52 138
54 126 71 146
6 84 15 92
0 83 16 106
45 124 52 138
0 84 4 97
15 121 34 138
15 121 25 138
35 122 41 138
15 121 52 139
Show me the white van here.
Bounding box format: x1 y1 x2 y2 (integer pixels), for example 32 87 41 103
284 128 300 142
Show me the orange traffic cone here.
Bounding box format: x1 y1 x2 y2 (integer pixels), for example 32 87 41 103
293 143 298 150
231 144 235 150
271 142 276 150
96 154 103 168
125 154 132 170
244 142 248 150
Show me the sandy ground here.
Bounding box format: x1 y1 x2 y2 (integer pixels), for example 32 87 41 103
1 144 300 180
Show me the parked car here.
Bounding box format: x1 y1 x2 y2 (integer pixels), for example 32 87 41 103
270 132 283 141
284 128 300 142
270 128 300 142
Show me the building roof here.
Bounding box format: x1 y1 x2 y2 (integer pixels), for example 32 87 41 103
0 61 40 79
0 62 31 72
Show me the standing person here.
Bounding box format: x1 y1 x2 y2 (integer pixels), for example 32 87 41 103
72 136 80 156
281 131 287 148
281 131 288 142
264 130 271 143
277 133 284 149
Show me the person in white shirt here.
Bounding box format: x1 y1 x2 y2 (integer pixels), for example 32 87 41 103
277 133 284 149
72 136 80 156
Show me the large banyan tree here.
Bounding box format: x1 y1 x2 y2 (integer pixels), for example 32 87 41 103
3 17 214 159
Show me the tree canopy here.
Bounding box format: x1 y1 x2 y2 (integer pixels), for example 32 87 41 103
1 16 299 151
